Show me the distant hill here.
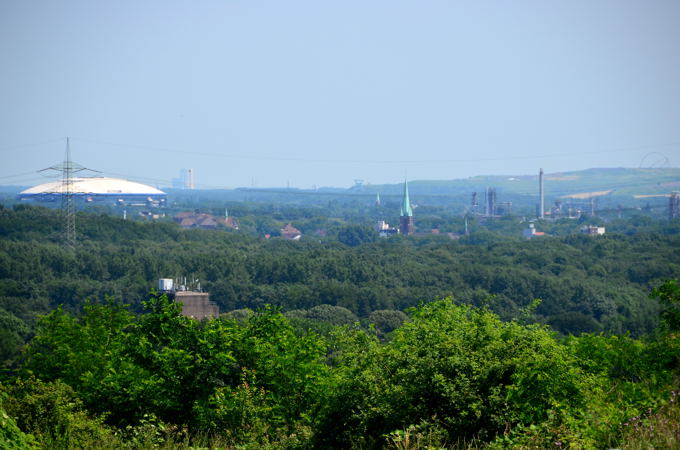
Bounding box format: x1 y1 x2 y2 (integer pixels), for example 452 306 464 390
4 168 678 215
366 167 680 199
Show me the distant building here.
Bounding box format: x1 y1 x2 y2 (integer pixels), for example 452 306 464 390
376 220 398 237
485 187 497 217
172 169 195 190
281 223 302 240
670 192 680 220
18 177 166 206
174 211 239 230
219 208 240 230
399 180 414 235
523 223 545 239
139 211 164 220
158 279 219 320
174 291 219 320
219 216 240 229
496 202 512 216
581 225 605 236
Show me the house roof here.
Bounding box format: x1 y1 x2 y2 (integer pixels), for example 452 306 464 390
281 223 302 239
216 216 239 229
180 218 196 227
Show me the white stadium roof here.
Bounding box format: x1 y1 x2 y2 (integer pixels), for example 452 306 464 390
19 177 166 196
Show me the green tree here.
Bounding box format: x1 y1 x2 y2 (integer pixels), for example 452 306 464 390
651 279 680 332
337 225 376 247
367 309 409 337
1 378 112 449
0 309 29 368
304 304 358 326
21 299 151 426
317 299 592 448
0 401 36 449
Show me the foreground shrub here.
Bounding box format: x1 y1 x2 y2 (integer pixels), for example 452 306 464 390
316 299 594 448
0 378 113 449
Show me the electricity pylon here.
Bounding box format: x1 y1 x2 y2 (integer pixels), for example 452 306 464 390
39 138 93 250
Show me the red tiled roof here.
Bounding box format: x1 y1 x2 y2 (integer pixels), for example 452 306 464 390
281 223 302 239
216 217 239 229
180 218 197 227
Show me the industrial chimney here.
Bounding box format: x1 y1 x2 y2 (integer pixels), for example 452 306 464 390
539 168 544 219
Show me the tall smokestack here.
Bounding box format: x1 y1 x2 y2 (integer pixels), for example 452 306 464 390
187 168 195 190
539 168 544 219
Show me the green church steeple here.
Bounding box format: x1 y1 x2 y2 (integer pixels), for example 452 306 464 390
400 180 413 217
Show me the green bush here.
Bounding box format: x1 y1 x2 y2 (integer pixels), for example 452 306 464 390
1 378 113 449
0 405 36 450
317 299 594 447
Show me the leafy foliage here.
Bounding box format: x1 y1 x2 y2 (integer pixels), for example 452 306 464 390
1 378 113 449
2 205 678 351
20 296 330 446
1 204 679 448
317 299 594 447
651 279 680 332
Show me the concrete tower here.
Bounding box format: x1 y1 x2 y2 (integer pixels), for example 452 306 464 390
187 168 195 190
539 168 544 219
399 180 414 235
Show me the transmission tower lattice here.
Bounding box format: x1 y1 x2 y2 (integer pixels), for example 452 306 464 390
38 138 95 250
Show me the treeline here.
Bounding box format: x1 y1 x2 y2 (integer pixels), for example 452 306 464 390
1 286 679 448
1 205 680 366
1 204 679 447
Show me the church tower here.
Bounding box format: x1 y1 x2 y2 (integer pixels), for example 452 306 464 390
399 180 414 235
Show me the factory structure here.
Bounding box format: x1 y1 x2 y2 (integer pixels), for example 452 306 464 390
671 191 680 220
18 177 167 207
469 187 512 218
536 168 598 220
172 169 195 190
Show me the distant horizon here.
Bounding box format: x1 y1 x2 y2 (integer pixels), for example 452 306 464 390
1 137 679 190
3 165 679 192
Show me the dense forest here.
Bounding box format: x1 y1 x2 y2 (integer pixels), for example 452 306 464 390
1 203 679 448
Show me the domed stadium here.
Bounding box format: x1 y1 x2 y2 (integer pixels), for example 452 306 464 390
18 177 167 206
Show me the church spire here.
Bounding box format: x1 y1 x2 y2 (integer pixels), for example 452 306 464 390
400 179 413 217
399 179 415 235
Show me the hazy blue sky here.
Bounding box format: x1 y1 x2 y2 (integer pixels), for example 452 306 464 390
2 0 679 189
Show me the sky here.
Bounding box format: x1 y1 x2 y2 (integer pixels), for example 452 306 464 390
1 0 679 189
